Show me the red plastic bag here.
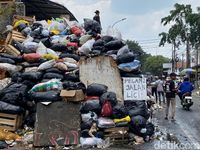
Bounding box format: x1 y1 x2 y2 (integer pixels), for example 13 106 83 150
23 53 41 62
70 26 82 36
67 42 78 49
101 100 113 117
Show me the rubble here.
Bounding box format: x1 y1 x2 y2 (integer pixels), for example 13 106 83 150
0 13 156 149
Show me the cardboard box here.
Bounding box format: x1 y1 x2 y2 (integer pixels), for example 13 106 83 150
60 90 85 102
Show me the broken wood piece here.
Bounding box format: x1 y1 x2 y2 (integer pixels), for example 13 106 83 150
5 44 20 56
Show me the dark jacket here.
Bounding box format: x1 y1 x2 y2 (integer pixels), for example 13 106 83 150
93 15 101 25
165 80 176 98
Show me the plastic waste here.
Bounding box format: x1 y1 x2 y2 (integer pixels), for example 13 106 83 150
0 129 21 141
100 92 117 107
23 53 41 62
106 26 122 40
118 60 141 72
86 83 108 96
54 62 68 71
42 53 59 60
78 39 95 55
30 79 63 92
81 112 98 123
37 60 56 71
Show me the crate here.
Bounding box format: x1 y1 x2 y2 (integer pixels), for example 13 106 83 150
13 15 35 26
104 127 129 144
0 113 23 131
0 0 15 4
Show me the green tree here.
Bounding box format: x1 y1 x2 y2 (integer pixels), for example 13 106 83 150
159 3 193 68
143 55 170 76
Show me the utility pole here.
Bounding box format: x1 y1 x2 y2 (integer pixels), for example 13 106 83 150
196 47 199 88
182 53 184 70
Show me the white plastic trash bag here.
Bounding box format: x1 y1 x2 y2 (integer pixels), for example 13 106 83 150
117 45 130 56
81 112 98 123
38 60 56 71
80 137 103 147
36 42 47 55
106 26 122 40
78 39 95 55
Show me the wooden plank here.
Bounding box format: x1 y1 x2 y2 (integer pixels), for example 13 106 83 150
0 113 18 119
104 127 129 133
0 126 14 131
12 36 25 42
0 118 15 126
6 44 20 56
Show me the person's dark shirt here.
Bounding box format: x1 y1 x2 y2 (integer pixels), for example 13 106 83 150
165 80 176 98
93 15 101 25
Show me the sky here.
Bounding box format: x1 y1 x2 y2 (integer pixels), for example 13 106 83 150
51 0 200 58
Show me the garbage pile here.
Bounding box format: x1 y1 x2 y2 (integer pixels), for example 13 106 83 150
0 16 155 148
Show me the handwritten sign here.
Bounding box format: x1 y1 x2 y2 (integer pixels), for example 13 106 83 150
123 78 147 100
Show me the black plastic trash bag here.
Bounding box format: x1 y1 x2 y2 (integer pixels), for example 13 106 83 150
41 38 52 48
59 53 80 61
11 40 25 53
120 72 142 77
116 52 135 64
30 91 62 102
24 113 36 128
45 68 63 74
21 72 43 81
0 54 23 63
11 72 22 82
17 23 27 32
0 141 8 149
93 39 105 47
112 104 128 119
63 81 86 92
101 36 114 43
50 44 69 52
80 100 101 114
0 101 25 114
125 100 149 119
131 115 147 128
84 18 101 34
43 73 64 80
0 57 15 64
0 83 28 107
86 83 108 96
100 92 117 107
104 40 124 50
115 122 129 127
145 122 155 137
63 73 80 82
129 115 147 136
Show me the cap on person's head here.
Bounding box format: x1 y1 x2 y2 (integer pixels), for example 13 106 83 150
170 72 177 77
95 10 100 14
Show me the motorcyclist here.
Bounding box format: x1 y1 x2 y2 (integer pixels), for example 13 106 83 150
178 77 194 100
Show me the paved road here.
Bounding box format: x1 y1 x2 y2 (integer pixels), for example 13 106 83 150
151 94 200 150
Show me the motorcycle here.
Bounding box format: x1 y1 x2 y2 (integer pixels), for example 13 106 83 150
181 92 193 110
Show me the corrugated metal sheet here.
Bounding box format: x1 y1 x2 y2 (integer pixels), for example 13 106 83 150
79 56 123 102
21 0 77 21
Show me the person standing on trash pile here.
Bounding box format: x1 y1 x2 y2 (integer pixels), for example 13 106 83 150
93 10 102 33
93 10 101 25
164 73 177 121
156 76 165 105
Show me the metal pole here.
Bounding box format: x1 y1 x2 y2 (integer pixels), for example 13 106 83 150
196 48 199 88
112 18 126 28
